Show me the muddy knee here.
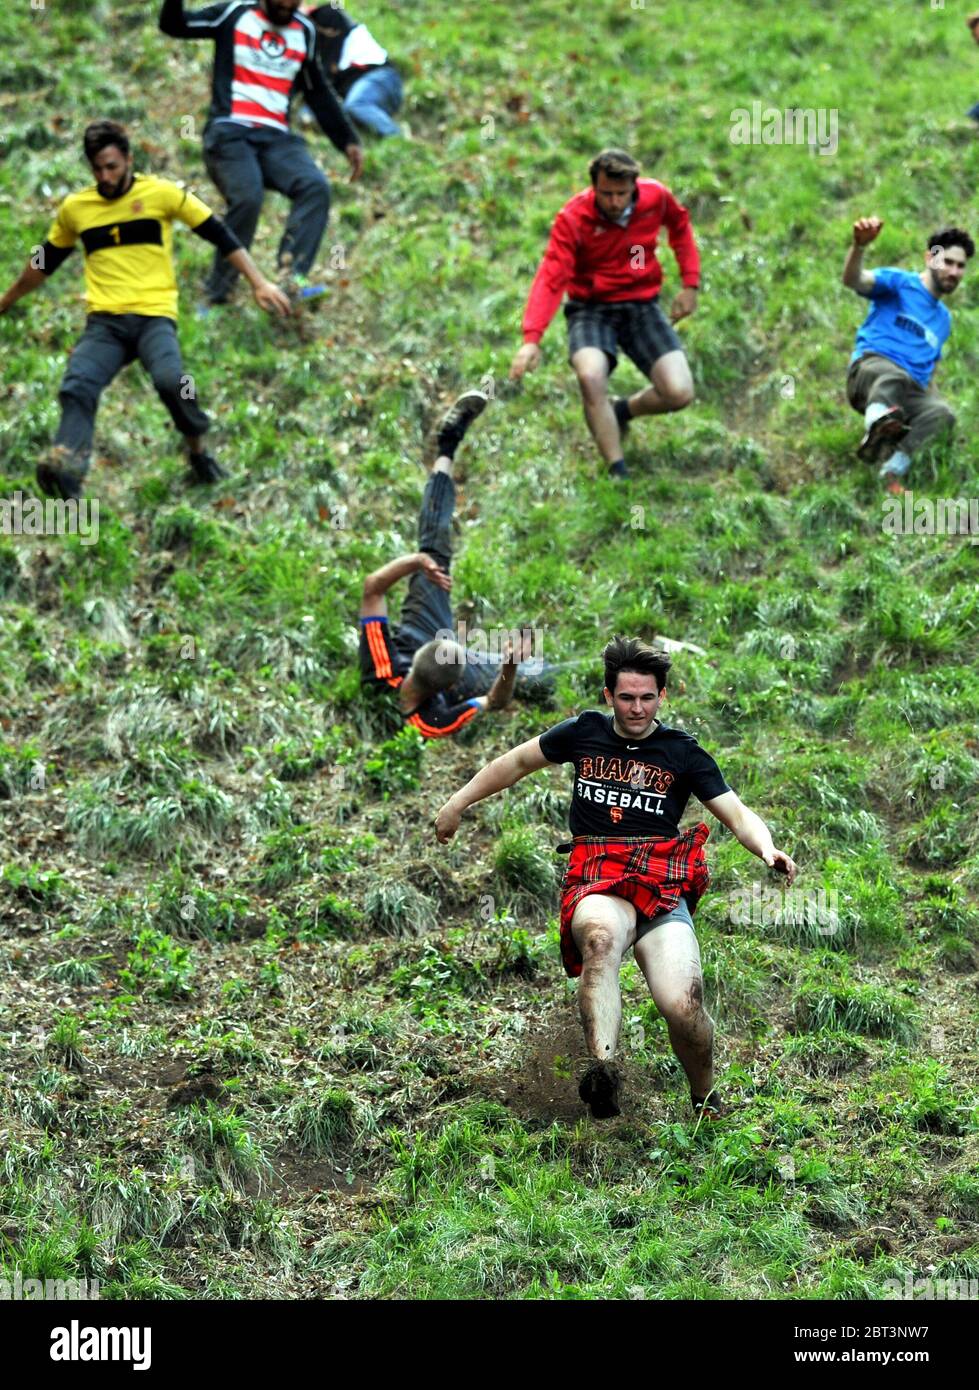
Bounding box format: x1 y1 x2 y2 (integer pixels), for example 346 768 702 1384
580 926 618 967
661 979 711 1032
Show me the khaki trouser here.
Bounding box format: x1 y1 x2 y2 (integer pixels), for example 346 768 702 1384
847 352 955 457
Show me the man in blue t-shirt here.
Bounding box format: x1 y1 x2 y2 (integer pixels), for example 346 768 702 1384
843 217 973 490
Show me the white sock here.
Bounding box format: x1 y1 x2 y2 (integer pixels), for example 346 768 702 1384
879 449 911 479
864 402 891 428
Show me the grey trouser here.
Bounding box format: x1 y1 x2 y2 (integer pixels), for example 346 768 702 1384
202 121 331 301
56 313 209 475
847 352 955 456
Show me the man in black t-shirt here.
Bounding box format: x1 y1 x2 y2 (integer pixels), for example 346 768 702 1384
359 390 555 739
436 636 796 1122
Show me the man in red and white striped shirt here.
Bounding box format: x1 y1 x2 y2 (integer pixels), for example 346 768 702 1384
510 149 701 480
159 0 363 306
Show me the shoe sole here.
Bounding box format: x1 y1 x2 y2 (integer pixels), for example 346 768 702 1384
857 414 909 461
433 390 490 458
578 1065 621 1120
440 389 489 431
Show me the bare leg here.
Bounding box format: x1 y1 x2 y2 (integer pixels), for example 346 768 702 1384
634 918 713 1097
571 347 622 464
570 893 637 1060
625 350 695 418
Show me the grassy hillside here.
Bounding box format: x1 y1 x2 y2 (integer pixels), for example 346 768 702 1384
1 0 977 1300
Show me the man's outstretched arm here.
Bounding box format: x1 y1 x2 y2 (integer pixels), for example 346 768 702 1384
303 42 363 176
843 216 882 295
481 628 537 712
0 262 48 315
435 737 553 842
702 789 797 884
510 209 578 379
661 185 700 323
360 552 450 619
0 239 75 315
188 213 290 315
159 0 230 38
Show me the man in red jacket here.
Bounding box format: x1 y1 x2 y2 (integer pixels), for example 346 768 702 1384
510 149 700 479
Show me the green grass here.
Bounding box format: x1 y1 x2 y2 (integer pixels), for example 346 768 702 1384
0 0 977 1301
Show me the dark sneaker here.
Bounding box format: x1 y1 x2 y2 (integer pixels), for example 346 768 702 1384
857 406 909 461
578 1060 621 1119
435 389 489 459
613 396 632 437
36 459 83 501
691 1088 726 1121
607 459 630 481
187 451 228 485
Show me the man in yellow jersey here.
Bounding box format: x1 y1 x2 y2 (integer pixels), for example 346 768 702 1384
0 120 290 500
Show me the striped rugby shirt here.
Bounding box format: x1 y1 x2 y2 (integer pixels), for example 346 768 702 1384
359 616 481 740
159 1 357 149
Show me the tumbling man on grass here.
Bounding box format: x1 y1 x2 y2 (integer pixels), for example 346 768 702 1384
510 149 700 480
0 120 289 501
436 638 796 1121
306 5 405 138
359 392 556 739
159 0 363 307
844 217 973 493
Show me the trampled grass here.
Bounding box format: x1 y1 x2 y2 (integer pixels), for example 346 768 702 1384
1 0 977 1300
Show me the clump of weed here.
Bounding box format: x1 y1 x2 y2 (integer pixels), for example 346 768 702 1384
364 881 435 936
363 726 424 795
792 979 916 1042
119 929 196 1000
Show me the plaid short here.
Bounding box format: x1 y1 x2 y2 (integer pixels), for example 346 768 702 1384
558 823 711 978
564 296 683 376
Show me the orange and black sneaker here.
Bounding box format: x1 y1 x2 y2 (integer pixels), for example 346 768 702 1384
578 1060 621 1119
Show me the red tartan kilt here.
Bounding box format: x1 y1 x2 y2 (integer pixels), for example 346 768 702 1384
558 822 712 978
